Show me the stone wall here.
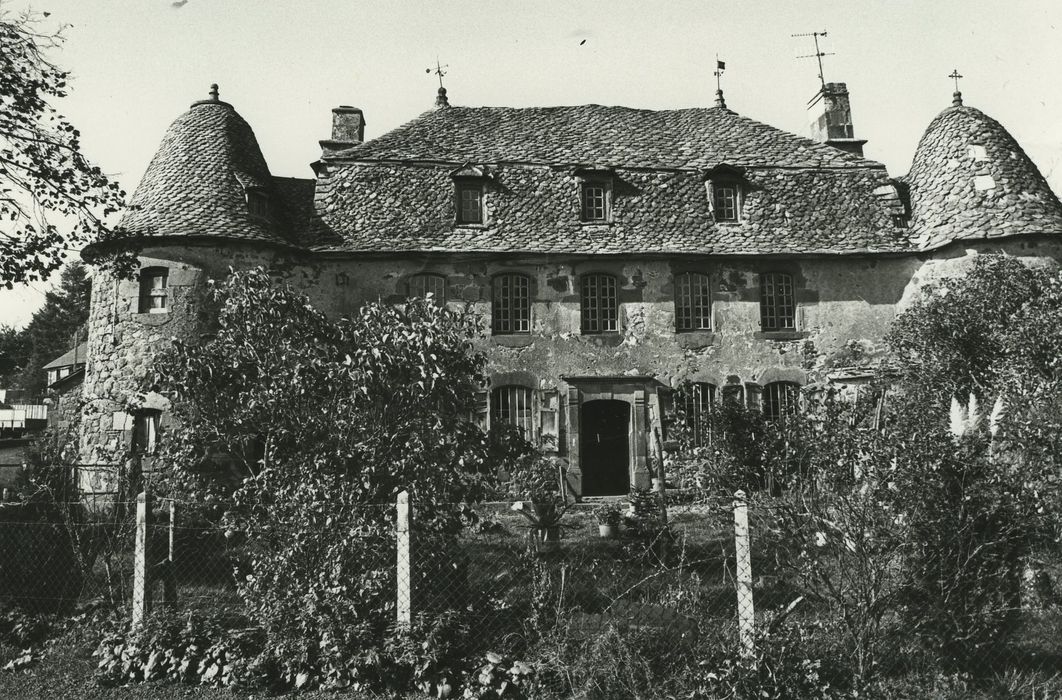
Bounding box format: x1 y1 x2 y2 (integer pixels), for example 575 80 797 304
76 235 1062 495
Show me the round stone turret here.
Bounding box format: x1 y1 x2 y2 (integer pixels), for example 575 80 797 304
905 100 1062 249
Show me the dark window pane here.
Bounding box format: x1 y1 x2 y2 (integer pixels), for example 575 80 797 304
581 184 607 221
676 272 711 331
491 385 534 439
408 274 447 303
713 185 738 221
492 274 531 334
581 274 618 333
458 185 483 224
764 382 799 421
760 273 795 330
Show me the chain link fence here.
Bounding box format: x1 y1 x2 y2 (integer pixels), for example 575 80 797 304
1 487 1060 696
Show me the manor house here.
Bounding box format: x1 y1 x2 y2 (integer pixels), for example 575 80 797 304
77 80 1062 499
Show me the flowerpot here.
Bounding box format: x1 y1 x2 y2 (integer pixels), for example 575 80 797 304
598 524 618 538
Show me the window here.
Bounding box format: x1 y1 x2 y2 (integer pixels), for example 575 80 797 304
760 272 795 331
680 382 716 447
247 189 270 219
408 273 446 303
456 183 483 224
713 184 740 222
491 385 534 439
131 410 160 455
580 182 609 222
138 268 168 314
581 274 618 334
763 382 799 422
675 272 712 331
492 274 531 334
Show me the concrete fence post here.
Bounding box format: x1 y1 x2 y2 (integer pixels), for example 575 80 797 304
733 489 755 659
396 489 412 629
132 491 152 628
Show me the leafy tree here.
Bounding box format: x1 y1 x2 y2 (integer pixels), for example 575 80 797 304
152 268 525 686
6 262 91 396
1 8 135 284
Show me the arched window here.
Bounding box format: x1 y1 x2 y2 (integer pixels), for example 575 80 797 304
675 272 712 331
763 381 800 421
491 385 534 439
492 274 531 334
679 382 716 446
407 273 447 303
760 272 795 331
581 274 618 334
138 267 168 314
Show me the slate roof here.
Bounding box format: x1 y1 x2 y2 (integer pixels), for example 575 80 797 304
43 343 88 370
119 96 309 246
905 103 1062 250
329 105 879 170
313 104 911 255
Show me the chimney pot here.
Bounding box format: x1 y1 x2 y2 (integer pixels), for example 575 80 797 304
809 81 866 157
320 106 365 156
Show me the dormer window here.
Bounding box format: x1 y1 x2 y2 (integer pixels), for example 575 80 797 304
705 164 747 224
713 184 739 222
581 183 608 222
451 163 489 226
247 189 270 219
575 166 614 224
456 183 483 224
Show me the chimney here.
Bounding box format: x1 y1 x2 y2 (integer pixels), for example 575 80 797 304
810 82 867 157
319 105 365 156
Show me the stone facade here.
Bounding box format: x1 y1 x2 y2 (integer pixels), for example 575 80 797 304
77 84 1062 500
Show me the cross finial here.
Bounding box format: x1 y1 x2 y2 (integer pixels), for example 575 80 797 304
949 68 963 106
713 56 727 109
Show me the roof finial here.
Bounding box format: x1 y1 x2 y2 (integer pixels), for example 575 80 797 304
426 59 450 108
209 83 219 101
713 56 727 109
949 69 963 106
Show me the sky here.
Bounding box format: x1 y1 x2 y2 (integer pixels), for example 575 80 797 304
3 0 1062 327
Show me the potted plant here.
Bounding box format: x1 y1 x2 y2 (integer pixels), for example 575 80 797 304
507 453 568 551
595 504 622 538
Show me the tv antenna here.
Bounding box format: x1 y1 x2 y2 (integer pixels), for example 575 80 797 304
793 30 833 101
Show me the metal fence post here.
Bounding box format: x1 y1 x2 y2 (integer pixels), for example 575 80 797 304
734 489 755 659
132 490 152 628
396 489 412 629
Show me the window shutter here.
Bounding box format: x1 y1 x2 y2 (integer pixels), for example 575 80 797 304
473 390 490 432
539 389 559 447
745 382 763 410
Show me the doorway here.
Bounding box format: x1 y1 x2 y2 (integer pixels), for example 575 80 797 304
580 399 631 496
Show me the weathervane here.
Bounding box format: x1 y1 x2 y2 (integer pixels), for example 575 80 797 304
949 68 964 106
426 58 448 89
713 56 727 109
793 30 834 102
426 58 450 108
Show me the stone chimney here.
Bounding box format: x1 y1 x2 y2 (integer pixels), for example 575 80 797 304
809 82 866 157
319 106 365 156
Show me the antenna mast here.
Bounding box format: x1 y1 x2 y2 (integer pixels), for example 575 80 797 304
793 30 834 104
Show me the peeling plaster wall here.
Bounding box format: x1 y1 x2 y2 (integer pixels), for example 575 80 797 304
77 237 1062 491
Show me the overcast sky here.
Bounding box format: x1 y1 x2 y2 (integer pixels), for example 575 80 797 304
3 0 1062 328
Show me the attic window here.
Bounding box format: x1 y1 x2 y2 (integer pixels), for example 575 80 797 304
247 189 270 219
456 183 483 224
450 164 489 226
574 167 614 224
704 164 746 224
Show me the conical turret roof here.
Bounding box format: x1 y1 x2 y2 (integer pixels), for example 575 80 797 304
119 87 299 245
905 101 1062 250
